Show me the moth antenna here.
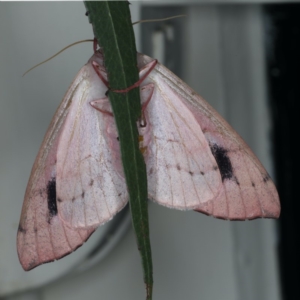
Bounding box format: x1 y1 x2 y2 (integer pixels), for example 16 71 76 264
22 39 94 77
23 15 185 77
23 16 186 77
132 14 186 25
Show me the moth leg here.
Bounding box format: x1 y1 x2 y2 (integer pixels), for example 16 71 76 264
91 61 108 87
111 59 157 94
90 98 113 116
90 83 155 126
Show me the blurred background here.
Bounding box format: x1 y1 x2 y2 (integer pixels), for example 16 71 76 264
0 1 297 300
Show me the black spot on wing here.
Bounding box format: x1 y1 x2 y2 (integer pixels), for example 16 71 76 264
210 144 234 182
263 173 271 183
47 178 58 218
18 224 26 234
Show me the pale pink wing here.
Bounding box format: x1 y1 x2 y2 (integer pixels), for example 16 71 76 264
56 54 128 229
138 53 280 220
17 52 128 270
17 63 95 271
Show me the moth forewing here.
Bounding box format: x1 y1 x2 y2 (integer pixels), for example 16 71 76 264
137 53 280 220
17 55 104 270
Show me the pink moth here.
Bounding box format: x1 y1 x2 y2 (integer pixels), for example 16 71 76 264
17 49 280 271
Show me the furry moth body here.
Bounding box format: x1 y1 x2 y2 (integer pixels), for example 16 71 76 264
17 50 280 271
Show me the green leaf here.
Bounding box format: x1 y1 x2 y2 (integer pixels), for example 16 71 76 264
84 1 153 299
